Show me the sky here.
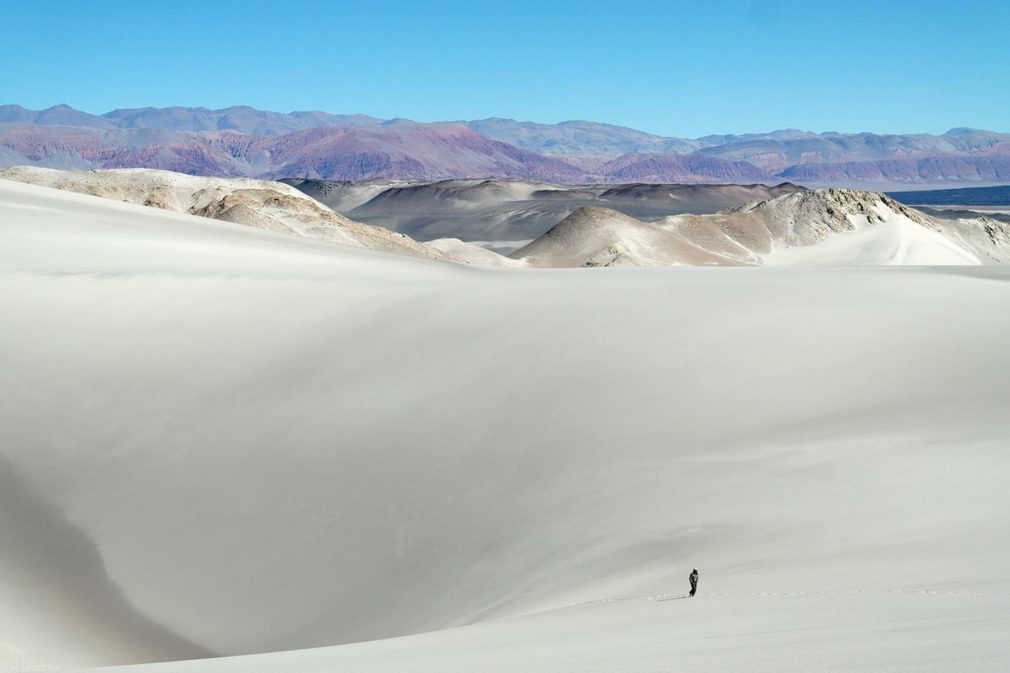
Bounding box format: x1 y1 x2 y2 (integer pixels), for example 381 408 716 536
2 0 1009 138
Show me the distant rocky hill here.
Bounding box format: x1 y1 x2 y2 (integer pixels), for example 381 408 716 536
3 104 1010 187
4 167 1007 269
290 178 802 243
464 118 705 158
598 153 770 183
512 189 1010 267
780 156 1010 184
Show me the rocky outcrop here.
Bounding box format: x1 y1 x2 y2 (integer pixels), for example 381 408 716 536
0 167 448 261
512 189 1006 267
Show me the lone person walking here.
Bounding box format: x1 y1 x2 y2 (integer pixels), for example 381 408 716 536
689 568 699 597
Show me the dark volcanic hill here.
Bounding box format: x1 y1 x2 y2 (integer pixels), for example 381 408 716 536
294 178 804 243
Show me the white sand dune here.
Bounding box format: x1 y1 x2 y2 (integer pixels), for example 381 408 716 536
762 202 981 265
513 206 740 266
5 168 1008 269
425 237 527 267
520 189 1007 267
0 166 445 261
1 178 1009 673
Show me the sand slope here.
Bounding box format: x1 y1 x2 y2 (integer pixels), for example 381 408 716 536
0 167 445 261
1 179 1009 672
513 206 739 266
513 189 1008 267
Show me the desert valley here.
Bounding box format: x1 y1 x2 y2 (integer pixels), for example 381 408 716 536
3 2 1010 672
3 158 1010 673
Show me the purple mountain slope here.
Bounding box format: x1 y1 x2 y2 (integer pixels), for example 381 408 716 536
2 104 1008 186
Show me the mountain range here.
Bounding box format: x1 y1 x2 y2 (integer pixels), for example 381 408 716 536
3 104 1010 187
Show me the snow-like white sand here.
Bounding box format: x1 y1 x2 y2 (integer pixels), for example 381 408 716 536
763 204 981 265
2 179 1009 672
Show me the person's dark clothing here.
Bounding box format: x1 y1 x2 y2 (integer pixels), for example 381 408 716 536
689 569 699 597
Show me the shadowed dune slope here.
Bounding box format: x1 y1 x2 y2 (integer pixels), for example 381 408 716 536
1 179 1009 673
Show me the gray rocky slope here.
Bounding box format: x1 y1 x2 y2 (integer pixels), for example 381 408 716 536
290 178 803 242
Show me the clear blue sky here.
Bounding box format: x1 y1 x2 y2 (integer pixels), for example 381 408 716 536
3 0 1008 137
